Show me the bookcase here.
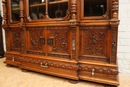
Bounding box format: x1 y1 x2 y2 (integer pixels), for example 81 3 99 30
2 0 119 86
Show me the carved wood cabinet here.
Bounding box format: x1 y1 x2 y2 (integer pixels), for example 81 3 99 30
2 0 119 86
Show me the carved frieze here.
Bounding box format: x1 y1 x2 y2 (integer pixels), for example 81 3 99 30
21 56 78 70
79 65 118 75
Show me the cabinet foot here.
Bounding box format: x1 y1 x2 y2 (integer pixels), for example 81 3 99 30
22 69 28 72
6 64 14 67
69 79 79 84
104 84 117 87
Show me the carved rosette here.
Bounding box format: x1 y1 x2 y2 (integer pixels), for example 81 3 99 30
79 65 118 75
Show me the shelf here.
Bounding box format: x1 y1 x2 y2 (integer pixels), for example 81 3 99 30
12 7 20 10
29 0 68 7
49 0 68 5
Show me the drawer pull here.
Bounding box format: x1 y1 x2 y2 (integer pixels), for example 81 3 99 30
12 57 15 61
92 69 95 76
40 62 48 68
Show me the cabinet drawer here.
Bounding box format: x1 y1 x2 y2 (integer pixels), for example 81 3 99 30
20 56 79 80
79 64 119 86
4 53 21 66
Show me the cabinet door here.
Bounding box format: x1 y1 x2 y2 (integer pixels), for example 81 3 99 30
79 26 111 63
46 26 71 59
81 0 109 19
29 0 45 20
48 0 69 19
26 27 46 56
9 28 23 52
27 0 69 21
9 0 20 22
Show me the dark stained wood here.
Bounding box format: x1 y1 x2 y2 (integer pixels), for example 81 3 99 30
2 0 119 86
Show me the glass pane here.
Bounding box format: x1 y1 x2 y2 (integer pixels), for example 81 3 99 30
29 0 45 20
11 0 20 21
48 0 68 18
84 0 106 16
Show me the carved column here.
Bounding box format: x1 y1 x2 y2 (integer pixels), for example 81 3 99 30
2 0 7 24
111 0 118 19
70 0 77 22
20 0 24 23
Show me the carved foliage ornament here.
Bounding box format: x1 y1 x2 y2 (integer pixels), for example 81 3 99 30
47 27 69 53
28 27 44 50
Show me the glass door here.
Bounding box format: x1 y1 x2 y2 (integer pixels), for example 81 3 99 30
11 0 20 22
48 0 68 19
29 0 46 20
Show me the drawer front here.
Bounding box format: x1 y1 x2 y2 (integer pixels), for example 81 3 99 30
20 56 79 80
79 64 119 85
4 53 21 66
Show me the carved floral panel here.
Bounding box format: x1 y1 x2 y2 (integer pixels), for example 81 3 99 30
28 27 44 50
83 30 106 56
10 29 23 52
48 27 70 54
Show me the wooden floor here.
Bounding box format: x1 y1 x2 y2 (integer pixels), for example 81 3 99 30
0 58 129 87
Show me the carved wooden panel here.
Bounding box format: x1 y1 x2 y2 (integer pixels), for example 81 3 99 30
79 65 118 76
47 27 71 58
27 27 45 55
21 56 78 70
10 28 23 52
27 27 44 50
111 30 117 64
5 53 22 62
79 26 110 62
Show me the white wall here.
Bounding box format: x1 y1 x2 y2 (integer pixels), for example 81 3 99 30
0 0 130 74
118 0 130 74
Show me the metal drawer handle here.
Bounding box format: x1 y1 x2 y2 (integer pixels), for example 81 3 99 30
92 69 95 76
40 62 48 68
